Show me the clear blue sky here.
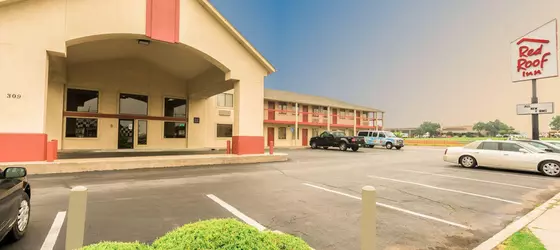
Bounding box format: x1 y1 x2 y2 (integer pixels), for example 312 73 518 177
211 0 560 133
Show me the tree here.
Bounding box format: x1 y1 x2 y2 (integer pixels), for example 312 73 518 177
485 120 514 137
473 122 486 135
417 121 441 137
550 116 560 131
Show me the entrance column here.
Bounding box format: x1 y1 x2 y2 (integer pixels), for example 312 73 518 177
232 78 265 154
0 46 50 162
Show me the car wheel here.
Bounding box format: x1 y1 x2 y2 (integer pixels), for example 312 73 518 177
385 143 393 149
459 155 477 168
311 142 317 149
351 146 359 152
339 142 348 151
323 146 329 150
10 192 30 241
539 161 560 177
395 146 402 150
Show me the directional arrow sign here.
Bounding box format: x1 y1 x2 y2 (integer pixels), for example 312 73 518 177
516 102 554 115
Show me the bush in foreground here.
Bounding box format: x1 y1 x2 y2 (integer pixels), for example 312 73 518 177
80 241 150 250
80 219 311 250
152 218 311 250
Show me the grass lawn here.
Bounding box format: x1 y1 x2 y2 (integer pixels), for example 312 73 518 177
499 228 546 250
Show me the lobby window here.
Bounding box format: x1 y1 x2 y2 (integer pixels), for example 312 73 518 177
279 102 288 114
138 120 147 145
217 93 233 107
278 127 287 139
65 118 98 138
120 93 148 115
163 122 186 138
66 88 98 113
164 98 187 117
217 124 233 138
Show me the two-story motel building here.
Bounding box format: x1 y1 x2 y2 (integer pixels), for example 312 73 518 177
0 0 382 163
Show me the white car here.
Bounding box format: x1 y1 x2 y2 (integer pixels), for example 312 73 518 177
443 140 560 177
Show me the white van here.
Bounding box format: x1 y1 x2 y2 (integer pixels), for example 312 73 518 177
357 130 405 150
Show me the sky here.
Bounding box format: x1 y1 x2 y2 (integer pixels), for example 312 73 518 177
210 0 560 134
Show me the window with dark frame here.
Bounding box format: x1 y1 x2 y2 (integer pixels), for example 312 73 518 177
66 88 99 113
278 127 287 139
65 118 98 138
164 98 187 117
217 124 233 138
119 93 148 115
138 120 147 145
163 122 186 138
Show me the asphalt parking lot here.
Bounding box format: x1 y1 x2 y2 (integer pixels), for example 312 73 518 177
2 146 560 250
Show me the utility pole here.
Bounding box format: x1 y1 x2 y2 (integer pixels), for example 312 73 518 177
532 79 540 140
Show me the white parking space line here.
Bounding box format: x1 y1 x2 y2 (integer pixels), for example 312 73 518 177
444 167 557 181
206 194 267 231
368 176 522 205
302 183 470 230
40 211 67 250
398 169 540 190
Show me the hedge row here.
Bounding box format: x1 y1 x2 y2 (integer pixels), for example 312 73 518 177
80 218 311 250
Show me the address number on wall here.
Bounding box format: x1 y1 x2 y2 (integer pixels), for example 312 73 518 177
6 93 22 99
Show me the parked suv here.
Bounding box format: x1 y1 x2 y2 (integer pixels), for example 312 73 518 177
0 167 30 243
358 130 405 150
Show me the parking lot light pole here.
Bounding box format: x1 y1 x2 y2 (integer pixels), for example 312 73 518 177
66 186 88 250
531 79 540 140
361 186 377 250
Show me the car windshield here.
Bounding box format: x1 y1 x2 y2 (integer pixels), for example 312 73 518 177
386 132 397 137
332 131 346 137
544 141 560 147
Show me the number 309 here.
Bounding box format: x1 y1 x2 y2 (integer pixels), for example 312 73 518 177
6 93 22 99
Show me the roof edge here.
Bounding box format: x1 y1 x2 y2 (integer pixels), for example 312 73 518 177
197 0 276 75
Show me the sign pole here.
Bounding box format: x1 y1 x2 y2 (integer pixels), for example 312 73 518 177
531 79 540 140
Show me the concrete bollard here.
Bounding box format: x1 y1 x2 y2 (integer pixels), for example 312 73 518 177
361 186 376 250
66 186 88 250
269 141 274 155
226 140 231 154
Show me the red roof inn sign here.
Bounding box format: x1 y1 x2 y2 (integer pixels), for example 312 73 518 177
511 19 558 82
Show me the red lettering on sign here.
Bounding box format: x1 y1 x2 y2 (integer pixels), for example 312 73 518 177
516 39 552 78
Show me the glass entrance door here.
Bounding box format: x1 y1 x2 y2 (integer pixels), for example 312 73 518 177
118 119 134 149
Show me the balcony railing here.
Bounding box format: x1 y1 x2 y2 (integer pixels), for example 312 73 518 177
263 108 383 130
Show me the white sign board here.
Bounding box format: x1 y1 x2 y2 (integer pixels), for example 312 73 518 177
511 19 558 82
516 102 554 115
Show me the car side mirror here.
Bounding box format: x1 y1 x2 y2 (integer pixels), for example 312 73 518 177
519 148 529 153
545 148 554 152
2 167 27 179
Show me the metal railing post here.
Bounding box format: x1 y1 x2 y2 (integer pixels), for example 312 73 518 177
361 186 376 250
66 186 88 250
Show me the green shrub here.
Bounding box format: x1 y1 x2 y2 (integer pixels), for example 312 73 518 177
152 218 311 250
79 241 150 250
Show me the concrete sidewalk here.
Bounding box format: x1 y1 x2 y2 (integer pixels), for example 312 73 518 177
0 153 288 175
528 197 560 250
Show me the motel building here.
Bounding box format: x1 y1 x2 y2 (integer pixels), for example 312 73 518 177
0 0 383 163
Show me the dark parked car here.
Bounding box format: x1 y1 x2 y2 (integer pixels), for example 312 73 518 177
310 131 365 152
0 167 30 243
516 140 560 153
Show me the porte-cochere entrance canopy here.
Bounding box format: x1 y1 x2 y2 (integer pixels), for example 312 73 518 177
0 0 275 162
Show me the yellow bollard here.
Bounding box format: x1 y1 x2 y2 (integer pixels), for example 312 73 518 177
66 186 88 250
361 186 377 250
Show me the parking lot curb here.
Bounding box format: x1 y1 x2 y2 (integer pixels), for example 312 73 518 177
472 190 560 250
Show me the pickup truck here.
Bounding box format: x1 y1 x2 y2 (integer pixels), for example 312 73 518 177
310 131 365 152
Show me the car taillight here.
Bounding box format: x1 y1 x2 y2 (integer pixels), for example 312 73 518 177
444 149 448 155
352 138 356 142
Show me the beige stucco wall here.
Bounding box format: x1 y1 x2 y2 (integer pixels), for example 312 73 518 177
65 0 146 44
